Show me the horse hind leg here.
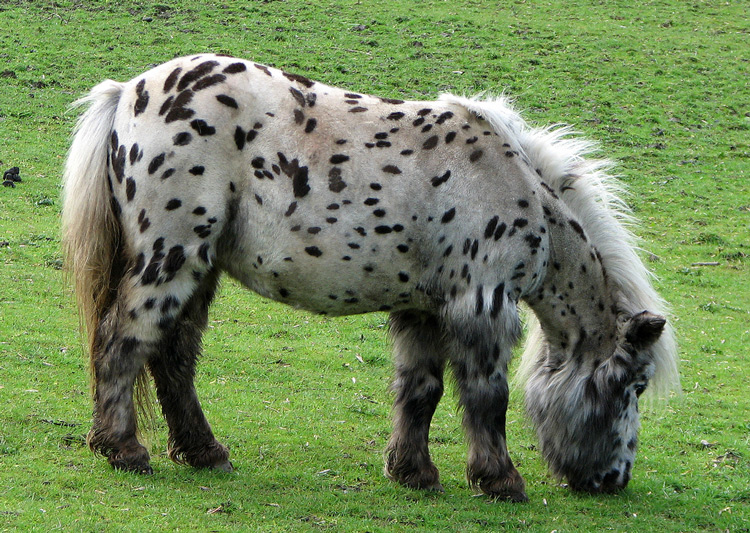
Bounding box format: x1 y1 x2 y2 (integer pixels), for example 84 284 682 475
384 311 447 492
147 267 231 471
443 299 528 502
87 276 164 473
88 243 218 474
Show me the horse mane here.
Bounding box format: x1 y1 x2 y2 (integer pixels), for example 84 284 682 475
439 94 680 401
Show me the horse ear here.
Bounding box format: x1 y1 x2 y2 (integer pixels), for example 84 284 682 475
625 311 666 349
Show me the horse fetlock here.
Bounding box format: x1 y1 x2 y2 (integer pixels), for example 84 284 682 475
468 454 527 502
384 445 442 492
169 439 230 470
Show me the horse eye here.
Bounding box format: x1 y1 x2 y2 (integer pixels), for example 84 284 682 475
633 383 647 397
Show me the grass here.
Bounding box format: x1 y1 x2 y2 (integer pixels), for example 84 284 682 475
1 0 748 530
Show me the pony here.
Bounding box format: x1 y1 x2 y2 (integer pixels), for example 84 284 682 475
62 54 678 501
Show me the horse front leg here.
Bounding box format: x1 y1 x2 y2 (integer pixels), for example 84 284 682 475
446 312 527 502
384 311 447 492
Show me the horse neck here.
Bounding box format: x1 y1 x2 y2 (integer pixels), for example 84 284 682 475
524 210 620 358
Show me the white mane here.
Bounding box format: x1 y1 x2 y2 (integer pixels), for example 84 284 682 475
440 94 680 400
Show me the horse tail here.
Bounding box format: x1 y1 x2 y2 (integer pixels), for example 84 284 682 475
63 80 123 357
62 80 154 425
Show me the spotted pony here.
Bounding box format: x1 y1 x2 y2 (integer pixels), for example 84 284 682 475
62 54 679 501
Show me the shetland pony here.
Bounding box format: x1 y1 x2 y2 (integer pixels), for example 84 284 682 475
63 54 678 500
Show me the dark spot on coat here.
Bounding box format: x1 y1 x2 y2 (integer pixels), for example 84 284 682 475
431 170 451 187
436 111 454 124
132 253 145 276
134 79 149 116
193 73 226 91
569 219 587 240
524 233 542 248
292 166 310 198
304 118 317 133
475 286 484 315
173 131 192 146
494 222 507 240
165 198 182 210
470 239 478 259
445 131 457 143
484 216 499 238
125 178 136 201
441 207 456 223
129 143 140 165
163 67 182 93
189 166 205 176
141 262 159 285
216 94 239 109
330 154 350 164
387 112 405 120
254 63 272 76
305 246 323 257
112 146 126 183
283 71 315 88
159 96 174 116
148 153 166 174
490 283 505 318
469 149 484 162
422 135 439 150
194 225 211 238
177 60 219 91
289 87 306 107
398 272 410 282
235 126 246 150
328 168 347 192
382 165 401 174
190 119 216 136
223 62 247 74
164 245 186 275
198 242 210 263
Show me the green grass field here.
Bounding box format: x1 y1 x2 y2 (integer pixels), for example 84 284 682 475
1 1 748 530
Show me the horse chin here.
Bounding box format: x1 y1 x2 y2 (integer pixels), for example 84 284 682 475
565 453 635 494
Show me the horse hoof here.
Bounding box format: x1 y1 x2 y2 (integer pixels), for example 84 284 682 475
489 490 529 503
211 460 234 473
424 482 444 493
478 475 528 502
108 446 153 475
110 458 153 475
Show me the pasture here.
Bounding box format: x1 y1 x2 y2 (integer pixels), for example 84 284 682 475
0 0 748 530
